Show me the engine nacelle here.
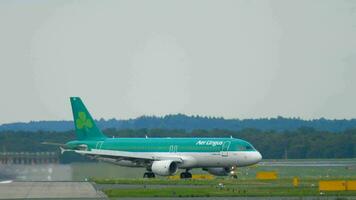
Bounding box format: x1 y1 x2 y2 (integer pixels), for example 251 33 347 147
204 167 231 176
151 160 178 176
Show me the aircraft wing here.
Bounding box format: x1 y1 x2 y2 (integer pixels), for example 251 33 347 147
74 149 183 163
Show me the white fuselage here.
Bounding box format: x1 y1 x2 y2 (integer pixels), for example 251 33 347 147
79 148 262 169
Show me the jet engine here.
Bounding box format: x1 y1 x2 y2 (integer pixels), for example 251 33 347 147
151 160 178 176
204 167 231 176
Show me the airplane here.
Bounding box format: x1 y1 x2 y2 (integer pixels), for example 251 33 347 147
59 97 262 178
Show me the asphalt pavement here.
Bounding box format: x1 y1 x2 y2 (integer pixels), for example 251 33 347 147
0 181 107 199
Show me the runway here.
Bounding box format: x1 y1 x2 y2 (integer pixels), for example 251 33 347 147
95 183 206 190
113 197 356 200
0 181 107 199
260 159 356 167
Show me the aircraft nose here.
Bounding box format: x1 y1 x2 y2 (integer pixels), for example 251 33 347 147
253 151 262 164
256 151 262 162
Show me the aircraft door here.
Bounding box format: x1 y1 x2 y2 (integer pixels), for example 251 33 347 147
221 141 231 157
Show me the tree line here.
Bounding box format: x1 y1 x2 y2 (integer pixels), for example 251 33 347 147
0 127 354 160
2 115 356 132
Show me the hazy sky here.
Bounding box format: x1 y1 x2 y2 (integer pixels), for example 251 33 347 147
0 0 355 123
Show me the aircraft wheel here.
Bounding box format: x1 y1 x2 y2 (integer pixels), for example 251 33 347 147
143 172 155 178
186 172 192 179
143 173 148 178
180 172 192 179
180 173 186 179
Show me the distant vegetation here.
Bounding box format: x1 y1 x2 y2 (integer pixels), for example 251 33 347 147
1 114 356 132
0 127 355 160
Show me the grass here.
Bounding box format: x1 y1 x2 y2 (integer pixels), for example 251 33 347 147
104 185 356 198
74 159 356 197
97 178 356 197
92 177 356 186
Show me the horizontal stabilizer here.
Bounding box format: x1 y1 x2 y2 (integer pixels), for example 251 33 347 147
41 142 66 146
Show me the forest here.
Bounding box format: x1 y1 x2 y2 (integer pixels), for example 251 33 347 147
2 114 356 132
0 127 354 160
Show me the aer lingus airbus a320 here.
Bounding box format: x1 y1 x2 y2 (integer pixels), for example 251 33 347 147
60 97 262 178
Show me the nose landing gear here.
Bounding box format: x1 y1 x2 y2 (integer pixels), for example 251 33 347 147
230 166 237 179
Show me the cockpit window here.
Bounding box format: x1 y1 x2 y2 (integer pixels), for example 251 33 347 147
246 145 254 150
237 143 255 151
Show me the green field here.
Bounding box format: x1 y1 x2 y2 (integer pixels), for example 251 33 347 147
99 178 356 198
76 159 356 198
104 186 356 198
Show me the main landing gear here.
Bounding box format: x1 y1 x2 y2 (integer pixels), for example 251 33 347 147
143 172 155 178
143 166 155 178
180 169 192 179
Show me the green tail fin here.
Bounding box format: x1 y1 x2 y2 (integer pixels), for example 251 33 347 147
70 97 106 140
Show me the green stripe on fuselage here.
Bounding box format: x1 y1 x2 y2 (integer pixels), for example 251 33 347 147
66 138 256 153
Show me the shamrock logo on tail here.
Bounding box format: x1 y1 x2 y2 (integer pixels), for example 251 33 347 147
76 112 93 129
